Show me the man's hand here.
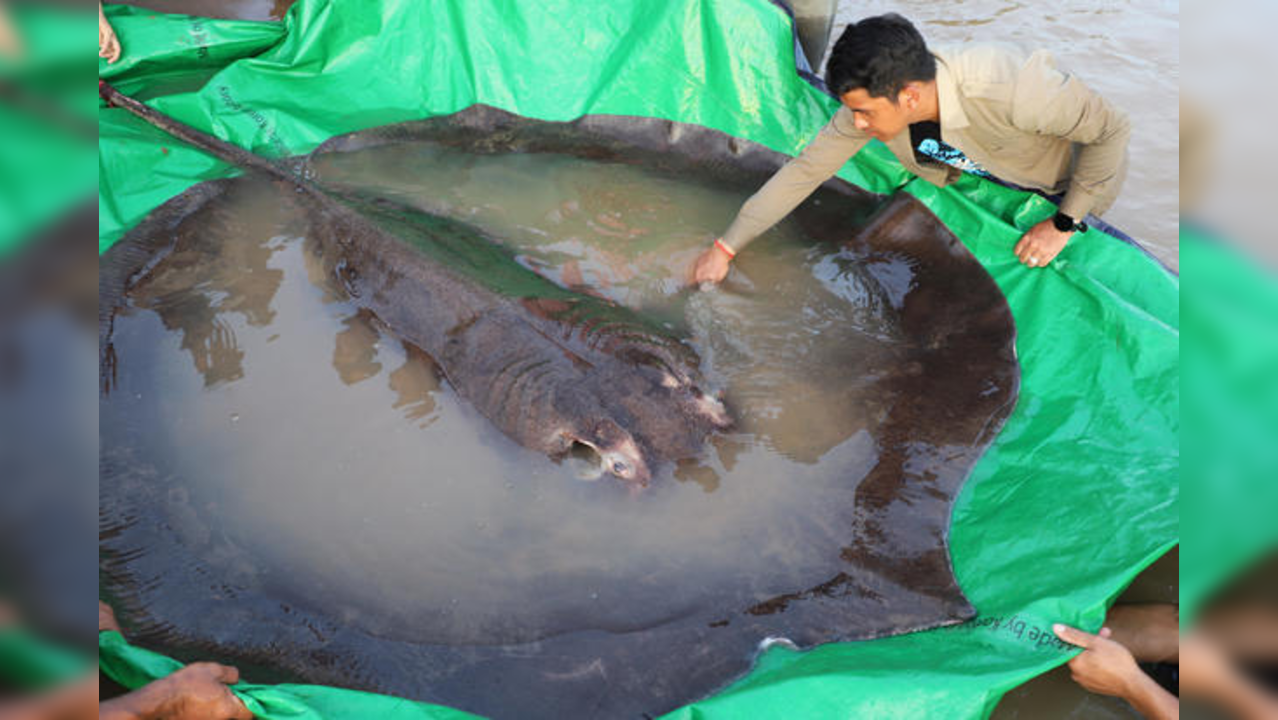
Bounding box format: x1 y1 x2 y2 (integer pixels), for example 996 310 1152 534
147 664 254 720
1014 218 1073 268
101 663 254 720
1054 623 1178 720
690 243 732 286
0 4 23 58
99 600 123 634
1180 632 1239 702
1053 624 1143 697
99 3 122 64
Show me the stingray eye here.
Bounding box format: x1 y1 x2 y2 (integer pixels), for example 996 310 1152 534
612 461 629 476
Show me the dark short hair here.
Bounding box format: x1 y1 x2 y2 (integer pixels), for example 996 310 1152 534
825 14 936 100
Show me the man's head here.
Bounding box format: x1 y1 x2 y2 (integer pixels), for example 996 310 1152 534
825 14 937 141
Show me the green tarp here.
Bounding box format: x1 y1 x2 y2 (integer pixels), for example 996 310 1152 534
86 0 1180 716
1180 225 1278 624
0 627 87 691
0 5 97 256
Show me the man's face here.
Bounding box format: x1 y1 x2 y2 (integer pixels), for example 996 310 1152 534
839 88 911 141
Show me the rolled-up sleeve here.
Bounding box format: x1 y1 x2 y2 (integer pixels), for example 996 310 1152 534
720 107 869 253
1011 50 1131 220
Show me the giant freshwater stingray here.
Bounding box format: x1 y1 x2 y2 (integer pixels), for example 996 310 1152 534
99 82 731 487
98 92 1020 719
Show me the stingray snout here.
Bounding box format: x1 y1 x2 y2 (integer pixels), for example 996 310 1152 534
572 418 652 487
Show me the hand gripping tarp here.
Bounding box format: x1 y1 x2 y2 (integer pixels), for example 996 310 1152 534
80 1 1176 717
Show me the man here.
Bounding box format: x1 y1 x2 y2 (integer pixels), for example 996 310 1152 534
691 13 1130 283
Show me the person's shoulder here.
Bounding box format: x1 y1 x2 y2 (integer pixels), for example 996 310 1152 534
935 42 1033 84
936 43 1031 104
828 104 861 137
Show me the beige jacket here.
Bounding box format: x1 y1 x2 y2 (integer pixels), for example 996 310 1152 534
720 43 1130 253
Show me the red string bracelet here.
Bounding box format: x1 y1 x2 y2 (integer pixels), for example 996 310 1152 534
714 238 736 259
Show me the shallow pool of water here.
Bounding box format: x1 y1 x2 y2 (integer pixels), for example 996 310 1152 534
99 129 1015 717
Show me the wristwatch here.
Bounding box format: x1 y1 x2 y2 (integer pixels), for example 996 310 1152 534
1052 211 1087 233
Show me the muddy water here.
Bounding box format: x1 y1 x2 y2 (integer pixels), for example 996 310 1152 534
0 210 98 639
99 145 926 656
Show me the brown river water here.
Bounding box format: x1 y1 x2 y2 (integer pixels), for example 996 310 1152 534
102 151 905 646
105 0 1178 716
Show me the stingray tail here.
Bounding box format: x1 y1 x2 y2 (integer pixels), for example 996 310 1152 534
99 80 295 183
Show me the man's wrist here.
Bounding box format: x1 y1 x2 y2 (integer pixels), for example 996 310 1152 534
1122 671 1178 720
1051 211 1087 234
713 238 736 259
1196 666 1278 720
99 693 149 720
99 678 172 720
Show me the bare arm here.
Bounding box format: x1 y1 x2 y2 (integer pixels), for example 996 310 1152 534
691 107 868 284
96 604 253 720
1122 672 1180 720
1053 623 1177 720
1181 632 1278 720
0 675 97 720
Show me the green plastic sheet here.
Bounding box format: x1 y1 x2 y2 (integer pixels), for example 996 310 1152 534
0 628 88 690
88 1 1179 717
98 631 480 720
0 5 96 257
1180 225 1278 623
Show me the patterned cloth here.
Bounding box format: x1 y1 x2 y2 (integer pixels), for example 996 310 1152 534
916 137 990 178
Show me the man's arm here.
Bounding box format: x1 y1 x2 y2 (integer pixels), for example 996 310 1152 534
692 107 868 283
97 604 254 720
1008 50 1130 268
721 107 870 253
1011 50 1131 221
1181 632 1278 720
1053 623 1177 720
0 675 96 720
